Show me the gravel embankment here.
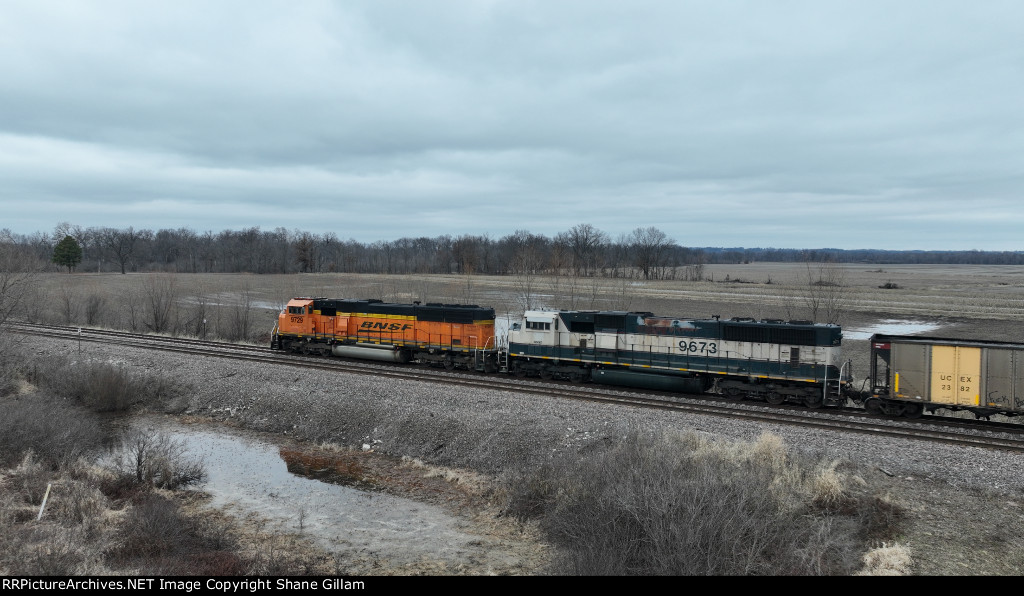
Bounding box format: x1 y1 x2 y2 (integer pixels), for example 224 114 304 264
42 334 1024 575
48 335 1024 493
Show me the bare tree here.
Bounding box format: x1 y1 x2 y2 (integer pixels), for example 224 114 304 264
550 267 584 310
293 232 316 273
99 227 145 274
507 230 546 311
176 227 200 273
610 276 634 311
0 231 38 389
84 293 107 326
141 275 178 334
629 226 674 280
57 279 81 324
179 279 210 338
803 260 847 324
0 230 36 330
563 223 609 277
111 430 207 489
459 274 476 305
225 283 256 342
682 262 705 282
452 235 481 275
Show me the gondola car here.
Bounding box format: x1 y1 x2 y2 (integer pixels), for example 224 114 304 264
867 334 1024 418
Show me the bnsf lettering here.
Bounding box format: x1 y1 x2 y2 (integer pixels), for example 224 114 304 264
359 322 413 331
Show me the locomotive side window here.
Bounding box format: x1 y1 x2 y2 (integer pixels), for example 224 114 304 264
526 321 551 330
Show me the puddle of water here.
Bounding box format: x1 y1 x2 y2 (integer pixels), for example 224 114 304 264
845 319 943 340
178 294 282 311
133 419 492 566
251 300 284 311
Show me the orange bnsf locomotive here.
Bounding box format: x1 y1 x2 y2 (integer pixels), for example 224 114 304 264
271 298 500 372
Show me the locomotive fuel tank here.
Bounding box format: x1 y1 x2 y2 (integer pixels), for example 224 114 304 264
331 344 410 362
592 368 707 394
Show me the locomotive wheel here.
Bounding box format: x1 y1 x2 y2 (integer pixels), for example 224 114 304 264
540 368 553 380
863 397 883 415
513 363 528 378
443 357 455 371
765 391 785 405
725 387 742 399
902 403 924 419
569 371 583 384
804 394 824 409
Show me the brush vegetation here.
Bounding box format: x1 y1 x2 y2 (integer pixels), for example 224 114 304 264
0 356 341 575
502 430 906 575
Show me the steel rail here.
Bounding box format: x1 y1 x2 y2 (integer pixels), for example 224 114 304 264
12 322 1024 453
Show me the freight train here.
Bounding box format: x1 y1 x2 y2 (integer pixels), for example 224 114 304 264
271 297 1024 420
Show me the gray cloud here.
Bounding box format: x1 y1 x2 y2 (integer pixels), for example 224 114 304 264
1 0 1022 249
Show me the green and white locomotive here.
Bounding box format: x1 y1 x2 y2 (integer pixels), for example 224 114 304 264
507 309 848 407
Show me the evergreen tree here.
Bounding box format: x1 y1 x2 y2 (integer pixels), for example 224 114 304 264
52 235 83 273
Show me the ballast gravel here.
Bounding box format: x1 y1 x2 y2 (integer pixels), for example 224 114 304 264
45 336 1024 575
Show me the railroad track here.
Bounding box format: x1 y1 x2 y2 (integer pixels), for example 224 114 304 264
11 322 1024 453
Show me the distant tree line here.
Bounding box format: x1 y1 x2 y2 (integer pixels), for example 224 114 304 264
3 222 1023 278
700 247 1024 265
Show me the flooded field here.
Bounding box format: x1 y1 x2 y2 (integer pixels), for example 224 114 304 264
844 319 945 340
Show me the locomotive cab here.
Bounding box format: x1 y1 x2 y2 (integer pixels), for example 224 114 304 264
280 299 314 333
509 311 559 347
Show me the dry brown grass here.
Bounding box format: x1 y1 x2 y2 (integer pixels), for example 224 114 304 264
811 461 853 511
857 542 914 576
33 355 193 415
0 391 263 576
400 456 493 496
501 429 884 575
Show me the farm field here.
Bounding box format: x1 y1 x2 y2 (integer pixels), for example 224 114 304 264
31 262 1024 329
29 262 1024 380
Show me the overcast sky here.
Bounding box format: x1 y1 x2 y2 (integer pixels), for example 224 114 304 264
2 1 1022 250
